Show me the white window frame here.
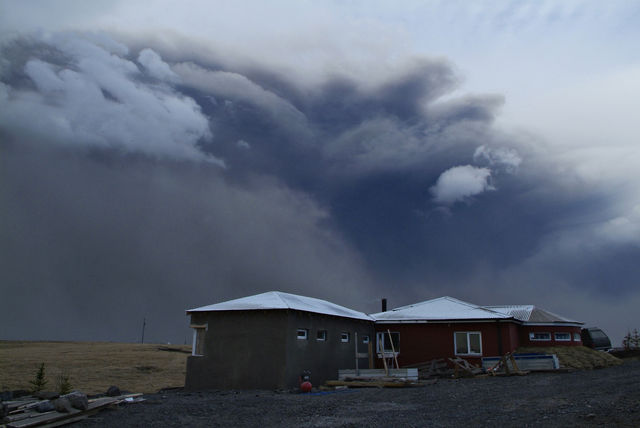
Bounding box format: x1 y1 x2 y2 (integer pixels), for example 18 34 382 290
316 330 327 341
297 329 308 340
190 323 207 356
554 332 571 341
454 331 482 356
573 332 581 342
340 332 350 343
529 332 551 341
376 331 400 357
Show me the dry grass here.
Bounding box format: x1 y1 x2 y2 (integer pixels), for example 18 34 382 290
0 341 190 394
516 346 623 370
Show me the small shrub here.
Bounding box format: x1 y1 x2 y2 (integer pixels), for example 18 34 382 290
56 371 73 395
29 363 48 392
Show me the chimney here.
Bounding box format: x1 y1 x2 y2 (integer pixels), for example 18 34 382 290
381 298 387 312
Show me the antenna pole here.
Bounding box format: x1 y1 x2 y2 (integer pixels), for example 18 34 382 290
141 317 146 344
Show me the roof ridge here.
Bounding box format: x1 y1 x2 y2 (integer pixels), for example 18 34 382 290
390 295 456 311
271 291 291 309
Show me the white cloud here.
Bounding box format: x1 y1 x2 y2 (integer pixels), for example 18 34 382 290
431 165 493 205
474 145 522 172
137 48 179 82
0 33 221 164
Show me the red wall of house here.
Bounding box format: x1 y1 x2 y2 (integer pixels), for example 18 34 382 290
374 321 520 367
374 322 582 368
520 325 583 347
503 322 521 351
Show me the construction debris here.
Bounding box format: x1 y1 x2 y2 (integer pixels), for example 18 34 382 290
1 391 143 428
406 359 453 379
448 357 485 378
484 352 529 376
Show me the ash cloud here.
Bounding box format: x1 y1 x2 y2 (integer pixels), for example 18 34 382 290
2 31 640 345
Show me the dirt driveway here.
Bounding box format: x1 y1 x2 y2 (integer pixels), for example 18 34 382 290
78 359 640 427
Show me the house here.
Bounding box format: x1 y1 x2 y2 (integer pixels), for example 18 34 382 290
185 291 375 390
370 297 584 368
484 304 583 347
184 293 584 389
370 296 519 367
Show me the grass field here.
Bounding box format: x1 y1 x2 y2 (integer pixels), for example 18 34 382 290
0 341 191 394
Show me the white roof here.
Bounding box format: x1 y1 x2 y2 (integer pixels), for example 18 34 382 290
484 305 582 325
371 296 511 322
187 291 373 321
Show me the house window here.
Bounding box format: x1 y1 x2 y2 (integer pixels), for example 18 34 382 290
190 323 207 356
316 330 327 341
454 332 482 355
555 332 571 341
340 332 350 343
573 333 581 342
529 332 551 341
376 332 400 352
297 329 308 340
362 335 370 344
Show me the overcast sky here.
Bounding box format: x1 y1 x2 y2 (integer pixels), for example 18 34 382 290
1 1 640 346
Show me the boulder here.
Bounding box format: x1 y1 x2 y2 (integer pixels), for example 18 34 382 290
65 391 89 410
36 400 56 413
54 397 73 413
106 385 121 397
0 390 12 401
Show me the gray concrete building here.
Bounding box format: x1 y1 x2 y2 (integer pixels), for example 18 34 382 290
185 291 375 390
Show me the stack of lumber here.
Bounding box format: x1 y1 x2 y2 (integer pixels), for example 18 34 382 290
325 378 420 388
2 393 142 427
329 368 422 388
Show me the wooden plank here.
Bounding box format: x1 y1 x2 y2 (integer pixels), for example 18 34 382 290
39 411 97 428
448 357 482 377
7 409 81 428
5 410 57 423
379 341 389 375
386 329 400 369
7 397 121 428
326 380 417 388
354 332 359 376
338 368 418 380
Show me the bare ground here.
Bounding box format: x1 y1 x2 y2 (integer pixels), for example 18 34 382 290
77 359 640 428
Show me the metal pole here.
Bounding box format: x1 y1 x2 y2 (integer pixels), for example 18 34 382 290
141 318 146 344
355 332 359 376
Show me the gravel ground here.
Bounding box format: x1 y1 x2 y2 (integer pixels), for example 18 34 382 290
78 359 640 427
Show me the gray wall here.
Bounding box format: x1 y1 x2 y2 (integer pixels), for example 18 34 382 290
185 310 288 390
184 309 375 390
283 311 374 388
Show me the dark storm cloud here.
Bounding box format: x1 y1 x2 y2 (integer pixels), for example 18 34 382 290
2 31 638 343
0 139 375 342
